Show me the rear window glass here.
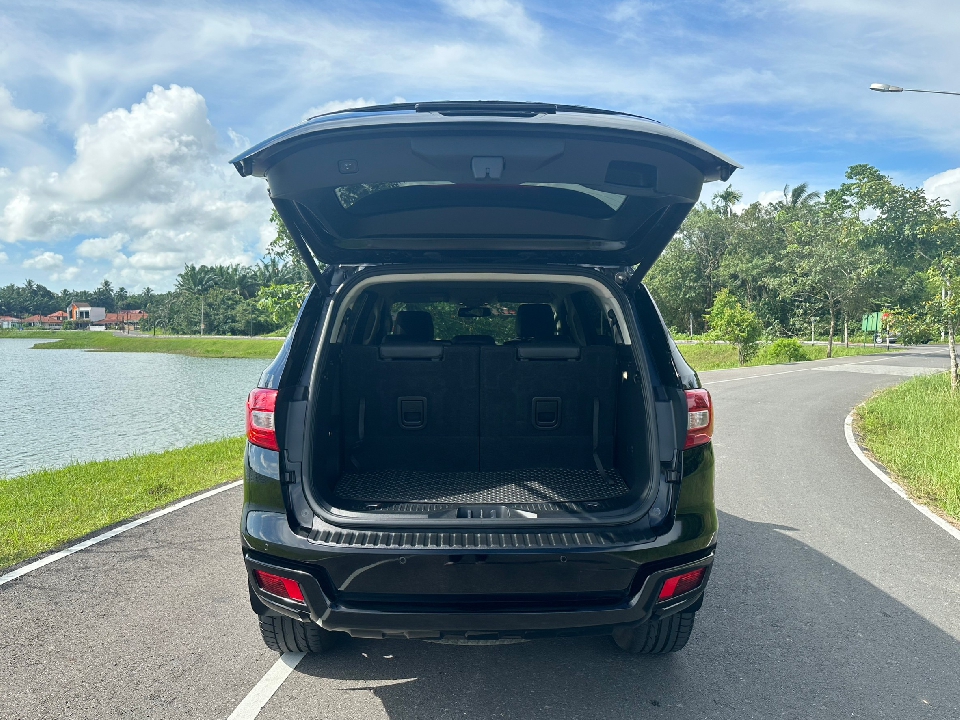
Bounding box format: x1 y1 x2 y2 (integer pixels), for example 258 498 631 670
390 302 520 344
334 182 627 218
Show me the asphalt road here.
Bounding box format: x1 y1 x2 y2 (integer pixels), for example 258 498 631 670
1 347 956 720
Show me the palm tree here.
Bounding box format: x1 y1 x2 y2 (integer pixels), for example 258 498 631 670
176 265 217 335
782 183 821 208
712 185 743 218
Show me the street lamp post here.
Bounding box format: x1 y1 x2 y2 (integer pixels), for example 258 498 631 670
870 83 960 97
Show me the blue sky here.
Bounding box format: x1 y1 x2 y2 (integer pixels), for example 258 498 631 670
1 0 959 291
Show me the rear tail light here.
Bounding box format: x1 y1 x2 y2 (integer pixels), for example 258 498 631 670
252 569 305 603
658 566 706 601
246 388 279 451
684 389 713 449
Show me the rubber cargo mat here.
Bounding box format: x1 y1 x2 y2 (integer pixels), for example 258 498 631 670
335 468 629 504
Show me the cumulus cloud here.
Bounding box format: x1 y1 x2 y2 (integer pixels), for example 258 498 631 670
0 86 43 132
924 167 960 211
0 251 8 263
76 232 127 260
22 251 63 270
439 0 542 43
0 85 270 288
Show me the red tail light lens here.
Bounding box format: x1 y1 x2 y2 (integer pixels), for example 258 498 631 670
246 388 278 451
253 569 305 603
684 389 713 449
658 567 706 601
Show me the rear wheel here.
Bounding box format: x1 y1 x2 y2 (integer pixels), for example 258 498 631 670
612 611 696 654
258 614 342 654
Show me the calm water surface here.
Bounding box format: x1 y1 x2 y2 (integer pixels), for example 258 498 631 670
1 339 269 478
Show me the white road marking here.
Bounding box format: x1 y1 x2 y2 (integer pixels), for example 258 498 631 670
817 364 944 376
702 350 942 386
0 480 242 587
227 653 305 720
844 412 960 543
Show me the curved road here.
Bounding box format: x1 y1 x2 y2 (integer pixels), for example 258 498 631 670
1 347 957 719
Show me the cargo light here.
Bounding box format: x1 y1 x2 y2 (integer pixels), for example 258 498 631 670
684 389 713 449
253 569 305 603
246 388 278 451
658 567 706 601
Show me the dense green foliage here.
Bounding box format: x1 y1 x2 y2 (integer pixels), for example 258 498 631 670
706 289 763 363
858 373 960 522
647 167 960 372
0 437 245 569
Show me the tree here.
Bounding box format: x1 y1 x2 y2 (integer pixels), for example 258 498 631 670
782 182 821 208
256 283 310 330
706 289 763 364
267 209 320 282
926 254 960 392
175 265 217 335
781 200 881 357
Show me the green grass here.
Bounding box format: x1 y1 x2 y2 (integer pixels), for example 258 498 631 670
677 342 898 372
0 330 283 359
0 437 246 569
857 373 959 523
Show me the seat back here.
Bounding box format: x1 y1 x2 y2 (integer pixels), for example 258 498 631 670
478 345 618 471
340 344 480 471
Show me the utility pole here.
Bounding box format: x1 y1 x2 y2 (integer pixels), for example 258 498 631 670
811 317 818 343
689 312 694 338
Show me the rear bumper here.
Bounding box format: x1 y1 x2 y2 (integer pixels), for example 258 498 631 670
244 548 713 640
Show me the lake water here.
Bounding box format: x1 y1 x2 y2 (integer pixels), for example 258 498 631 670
0 339 269 478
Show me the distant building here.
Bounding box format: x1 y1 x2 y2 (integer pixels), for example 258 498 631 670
68 302 106 326
92 309 148 332
22 313 65 329
0 315 21 329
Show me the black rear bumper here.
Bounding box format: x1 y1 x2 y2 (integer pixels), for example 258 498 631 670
244 547 713 640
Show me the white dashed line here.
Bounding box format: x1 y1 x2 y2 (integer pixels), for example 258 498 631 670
844 412 960 543
0 480 242 587
227 653 305 720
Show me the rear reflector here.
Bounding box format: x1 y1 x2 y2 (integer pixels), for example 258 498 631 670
253 569 305 603
658 567 706 601
246 388 279 451
684 389 713 449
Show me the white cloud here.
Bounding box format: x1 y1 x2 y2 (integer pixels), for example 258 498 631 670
52 266 81 282
0 86 43 132
76 233 127 260
757 190 784 205
0 85 270 289
0 251 8 263
924 167 960 212
302 98 379 121
22 251 63 270
439 0 542 43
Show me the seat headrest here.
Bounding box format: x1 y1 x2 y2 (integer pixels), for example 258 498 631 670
516 304 557 340
392 310 434 342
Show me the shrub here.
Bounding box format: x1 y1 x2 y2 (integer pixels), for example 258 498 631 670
706 289 763 364
754 338 809 364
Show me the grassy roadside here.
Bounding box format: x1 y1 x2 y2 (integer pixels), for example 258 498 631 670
856 373 959 525
0 437 245 570
0 330 283 359
678 343 899 372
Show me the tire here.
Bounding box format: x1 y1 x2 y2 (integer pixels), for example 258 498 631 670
612 611 696 654
258 614 341 654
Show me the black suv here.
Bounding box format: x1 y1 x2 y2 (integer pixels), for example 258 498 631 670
234 102 735 655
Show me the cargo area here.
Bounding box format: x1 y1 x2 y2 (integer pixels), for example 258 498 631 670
307 274 655 518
